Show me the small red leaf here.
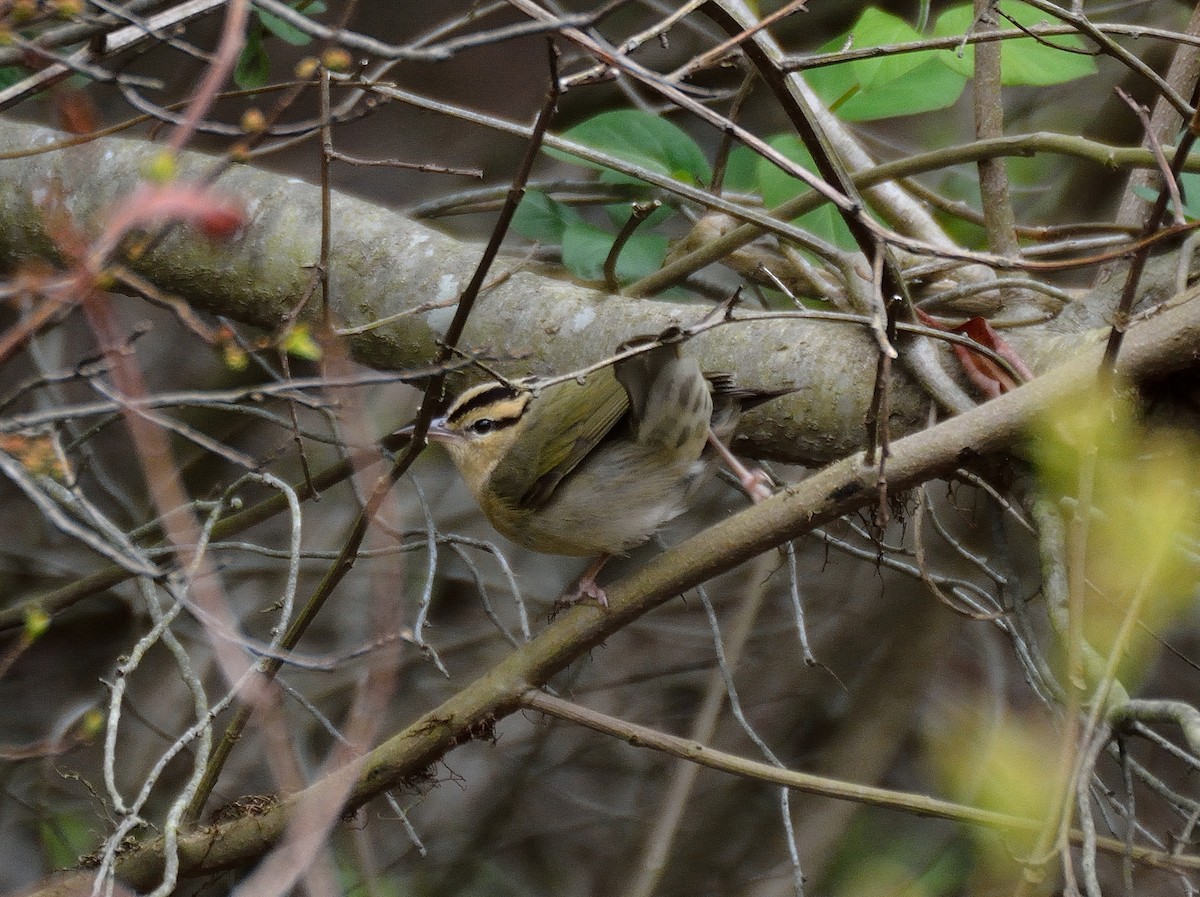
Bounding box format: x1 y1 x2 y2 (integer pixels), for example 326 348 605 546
53 86 99 135
916 310 1033 399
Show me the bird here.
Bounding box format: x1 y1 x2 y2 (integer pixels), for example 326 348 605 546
404 331 777 608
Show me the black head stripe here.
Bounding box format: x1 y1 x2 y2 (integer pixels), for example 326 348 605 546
447 384 524 426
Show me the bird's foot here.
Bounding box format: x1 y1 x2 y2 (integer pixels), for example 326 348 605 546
741 468 774 504
707 430 775 503
549 559 611 619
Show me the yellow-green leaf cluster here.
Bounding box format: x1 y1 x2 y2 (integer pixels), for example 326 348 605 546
1030 386 1200 686
929 706 1063 870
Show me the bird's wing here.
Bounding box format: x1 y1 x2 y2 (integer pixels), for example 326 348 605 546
491 368 630 511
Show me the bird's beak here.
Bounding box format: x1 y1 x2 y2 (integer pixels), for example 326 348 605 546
393 417 460 445
425 417 459 444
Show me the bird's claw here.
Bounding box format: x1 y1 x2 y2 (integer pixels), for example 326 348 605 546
549 580 609 619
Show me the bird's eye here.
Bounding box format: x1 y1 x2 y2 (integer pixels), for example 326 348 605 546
470 418 495 435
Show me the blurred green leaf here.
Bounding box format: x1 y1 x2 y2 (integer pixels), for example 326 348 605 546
1134 172 1200 221
514 190 668 285
234 29 271 89
0 66 25 90
825 816 970 897
722 145 761 192
932 709 1061 857
757 135 856 248
1177 171 1200 218
1029 388 1200 684
23 605 50 640
337 855 406 897
512 190 583 243
236 2 328 87
258 1 326 46
550 109 711 185
40 813 94 870
561 220 668 283
281 323 322 361
934 1 1097 85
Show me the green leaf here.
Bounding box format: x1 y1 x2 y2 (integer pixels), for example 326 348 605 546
818 56 967 121
561 220 668 283
281 323 322 361
835 7 937 81
1171 170 1200 212
550 109 711 185
516 189 671 284
0 66 25 90
23 606 50 640
933 1 1097 86
1176 172 1200 220
722 145 760 192
258 9 313 46
1134 172 1200 221
40 813 95 870
256 0 326 45
512 190 583 243
757 135 856 249
805 8 967 120
234 29 271 89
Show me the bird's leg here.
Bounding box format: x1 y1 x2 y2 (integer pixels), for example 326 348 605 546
552 554 611 614
707 429 773 503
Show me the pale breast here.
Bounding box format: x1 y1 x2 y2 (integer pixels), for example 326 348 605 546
483 441 700 556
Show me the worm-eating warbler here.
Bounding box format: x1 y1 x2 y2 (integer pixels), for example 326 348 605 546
412 337 762 606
